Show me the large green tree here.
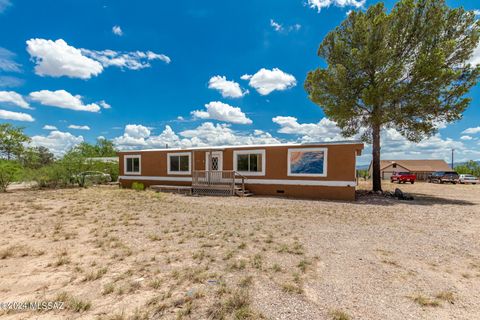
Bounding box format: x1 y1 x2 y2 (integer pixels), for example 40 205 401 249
455 160 480 177
305 0 480 191
71 138 117 158
20 146 55 169
0 123 31 160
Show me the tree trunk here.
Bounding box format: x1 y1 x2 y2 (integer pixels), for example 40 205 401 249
372 125 382 192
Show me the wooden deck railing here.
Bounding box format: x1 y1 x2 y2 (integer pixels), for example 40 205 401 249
192 170 246 195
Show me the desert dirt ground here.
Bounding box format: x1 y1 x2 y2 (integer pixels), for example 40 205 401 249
0 182 479 320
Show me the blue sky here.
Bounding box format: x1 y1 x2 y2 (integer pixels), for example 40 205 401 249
0 0 479 164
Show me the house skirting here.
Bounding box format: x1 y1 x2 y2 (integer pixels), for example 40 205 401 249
119 176 357 201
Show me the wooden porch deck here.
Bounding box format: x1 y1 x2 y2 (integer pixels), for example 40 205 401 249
192 170 252 197
151 170 253 197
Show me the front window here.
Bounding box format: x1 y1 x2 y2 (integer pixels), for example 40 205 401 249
168 153 191 174
234 150 265 175
125 155 141 175
288 148 327 177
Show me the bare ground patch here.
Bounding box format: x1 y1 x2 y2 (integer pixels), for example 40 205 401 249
0 182 479 319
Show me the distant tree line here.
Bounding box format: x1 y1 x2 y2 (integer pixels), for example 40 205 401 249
455 161 480 177
0 123 118 192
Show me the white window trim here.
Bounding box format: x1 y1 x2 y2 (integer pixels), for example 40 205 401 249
233 149 266 176
167 152 192 175
287 147 328 177
124 155 141 175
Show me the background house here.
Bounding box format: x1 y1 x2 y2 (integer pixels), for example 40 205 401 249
368 160 451 181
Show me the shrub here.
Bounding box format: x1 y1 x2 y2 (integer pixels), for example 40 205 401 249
26 156 119 189
27 163 70 188
92 161 119 182
132 182 145 191
0 160 22 192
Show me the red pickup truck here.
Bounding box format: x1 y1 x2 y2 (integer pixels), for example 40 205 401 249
390 172 416 184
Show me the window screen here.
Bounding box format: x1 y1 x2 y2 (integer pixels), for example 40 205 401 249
236 153 262 172
169 154 190 172
125 157 140 173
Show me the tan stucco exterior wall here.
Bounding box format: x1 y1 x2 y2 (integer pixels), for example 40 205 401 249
118 143 363 201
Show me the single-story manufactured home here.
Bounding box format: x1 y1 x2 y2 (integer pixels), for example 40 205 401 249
118 141 364 201
369 159 451 181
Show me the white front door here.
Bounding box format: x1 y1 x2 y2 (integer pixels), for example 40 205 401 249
206 151 223 171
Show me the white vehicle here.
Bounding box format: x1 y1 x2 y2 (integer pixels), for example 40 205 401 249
458 174 479 185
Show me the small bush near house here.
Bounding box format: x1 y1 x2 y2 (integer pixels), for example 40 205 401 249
132 182 145 191
0 160 22 192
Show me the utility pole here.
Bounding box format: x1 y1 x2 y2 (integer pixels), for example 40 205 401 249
451 148 455 169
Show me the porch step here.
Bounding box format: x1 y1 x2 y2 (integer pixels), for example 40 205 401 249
150 185 192 195
235 189 254 197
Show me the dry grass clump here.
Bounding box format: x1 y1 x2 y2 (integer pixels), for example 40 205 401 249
277 241 304 255
83 267 107 281
55 292 91 312
0 244 34 259
102 282 115 295
0 246 17 259
435 291 455 304
206 288 261 320
410 294 441 307
53 248 70 266
329 309 351 320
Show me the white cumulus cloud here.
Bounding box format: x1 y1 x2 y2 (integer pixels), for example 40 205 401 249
307 0 366 12
179 122 278 147
99 100 111 109
241 68 296 95
112 25 123 36
26 39 103 79
271 114 479 165
29 90 101 112
26 38 171 79
30 130 84 156
43 125 57 130
125 124 151 139
272 116 346 142
462 126 480 134
113 122 280 150
68 124 90 130
208 75 247 98
81 49 171 70
0 109 34 122
191 101 252 124
113 124 153 148
0 91 31 109
460 135 473 141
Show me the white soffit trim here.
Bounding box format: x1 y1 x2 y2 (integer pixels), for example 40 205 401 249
246 179 356 187
120 176 192 182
